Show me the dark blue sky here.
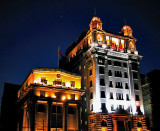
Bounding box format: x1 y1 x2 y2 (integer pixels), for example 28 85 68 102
0 0 160 105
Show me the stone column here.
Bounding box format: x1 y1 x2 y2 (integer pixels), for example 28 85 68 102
77 104 81 131
48 99 52 131
113 119 117 131
30 98 36 131
64 103 68 131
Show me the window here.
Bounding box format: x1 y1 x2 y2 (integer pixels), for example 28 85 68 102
110 92 113 99
108 60 112 65
98 57 105 65
137 122 142 127
109 81 113 87
125 83 129 89
62 82 65 86
135 95 140 101
88 60 92 66
124 72 128 78
99 66 105 74
133 72 138 79
90 81 92 87
116 93 123 100
68 106 75 114
132 63 138 70
52 105 62 114
134 83 139 90
71 94 75 100
101 91 106 98
115 71 122 77
38 104 45 112
123 63 127 67
41 77 47 84
126 94 129 101
101 103 106 112
101 120 107 127
71 81 75 87
115 82 123 89
100 79 105 86
114 61 121 67
89 69 92 76
91 104 93 111
51 105 62 128
109 70 112 76
90 92 93 99
111 105 115 111
53 79 62 85
40 91 45 97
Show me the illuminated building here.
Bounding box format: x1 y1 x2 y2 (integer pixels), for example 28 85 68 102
16 68 84 131
60 17 148 130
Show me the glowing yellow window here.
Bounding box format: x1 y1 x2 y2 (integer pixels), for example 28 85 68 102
97 33 103 42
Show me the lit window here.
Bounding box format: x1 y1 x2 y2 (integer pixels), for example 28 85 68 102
98 57 105 65
97 33 103 42
41 77 47 84
71 81 75 87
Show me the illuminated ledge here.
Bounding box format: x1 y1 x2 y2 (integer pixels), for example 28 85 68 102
33 68 81 77
30 83 85 92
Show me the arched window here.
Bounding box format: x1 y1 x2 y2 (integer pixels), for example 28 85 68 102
101 120 107 127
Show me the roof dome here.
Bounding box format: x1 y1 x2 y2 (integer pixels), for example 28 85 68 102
89 17 103 30
121 25 133 37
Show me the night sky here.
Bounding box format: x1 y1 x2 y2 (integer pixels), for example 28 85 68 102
0 0 160 106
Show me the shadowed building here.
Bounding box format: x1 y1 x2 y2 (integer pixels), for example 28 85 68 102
16 68 84 131
141 70 160 131
0 83 21 131
60 16 148 131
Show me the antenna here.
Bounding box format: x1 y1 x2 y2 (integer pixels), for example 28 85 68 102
124 17 127 25
94 8 96 16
